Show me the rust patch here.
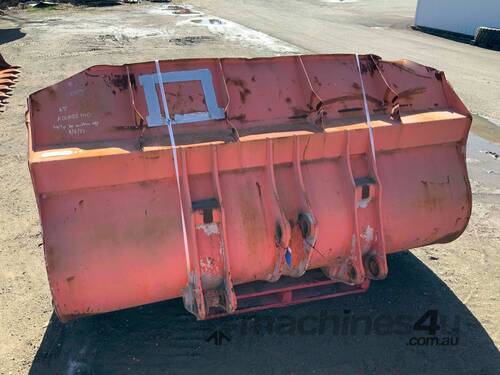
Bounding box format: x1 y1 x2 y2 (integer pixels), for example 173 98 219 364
420 175 451 186
360 59 377 76
338 107 362 113
228 113 246 122
104 74 130 92
226 78 251 104
398 86 427 99
419 176 451 210
323 94 383 106
388 62 433 79
114 124 141 131
434 229 466 244
141 152 161 160
84 70 100 78
129 73 137 91
289 107 309 119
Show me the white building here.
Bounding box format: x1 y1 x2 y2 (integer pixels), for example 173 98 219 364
415 0 500 37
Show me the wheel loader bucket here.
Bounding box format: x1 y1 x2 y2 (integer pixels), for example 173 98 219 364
27 54 472 321
0 54 20 113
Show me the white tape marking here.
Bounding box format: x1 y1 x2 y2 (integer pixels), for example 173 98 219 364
355 54 377 162
154 60 191 276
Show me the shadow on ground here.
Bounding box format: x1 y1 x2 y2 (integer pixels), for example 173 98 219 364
0 27 25 45
29 252 500 375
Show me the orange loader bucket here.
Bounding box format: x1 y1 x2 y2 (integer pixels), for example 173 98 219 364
27 54 472 321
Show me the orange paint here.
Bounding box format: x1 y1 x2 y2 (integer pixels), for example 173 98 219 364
27 54 471 321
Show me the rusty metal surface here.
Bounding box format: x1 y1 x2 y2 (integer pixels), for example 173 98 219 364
0 53 20 113
206 269 370 319
26 54 472 321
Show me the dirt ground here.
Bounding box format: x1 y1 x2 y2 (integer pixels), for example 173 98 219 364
0 1 499 374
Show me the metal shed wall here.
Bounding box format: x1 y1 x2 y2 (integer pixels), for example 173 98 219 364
415 0 500 37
